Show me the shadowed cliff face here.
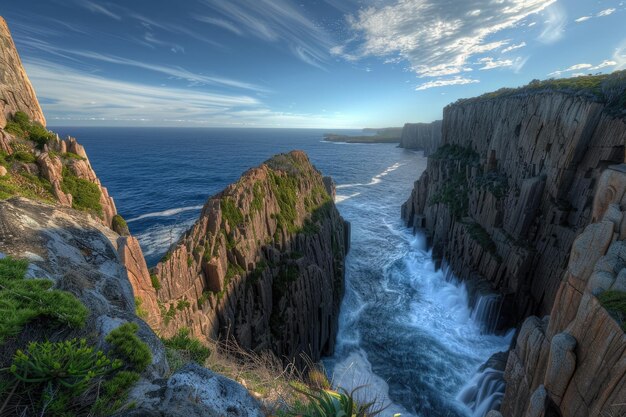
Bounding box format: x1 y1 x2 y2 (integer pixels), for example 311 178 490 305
501 165 626 417
399 120 442 156
0 17 45 128
131 151 348 365
402 89 626 326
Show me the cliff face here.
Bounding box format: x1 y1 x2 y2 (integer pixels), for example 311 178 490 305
399 120 442 155
501 165 626 417
0 17 45 128
402 89 626 324
131 151 348 365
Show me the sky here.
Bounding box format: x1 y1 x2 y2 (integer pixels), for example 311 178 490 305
3 0 626 128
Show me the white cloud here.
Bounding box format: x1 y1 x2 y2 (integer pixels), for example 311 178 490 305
199 0 335 69
333 0 556 78
24 59 353 128
615 42 626 70
501 42 526 53
416 76 479 90
575 16 591 23
548 60 617 76
597 8 616 17
478 57 513 70
76 0 121 21
537 3 566 44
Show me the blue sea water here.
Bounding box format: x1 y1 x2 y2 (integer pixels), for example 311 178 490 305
52 127 512 417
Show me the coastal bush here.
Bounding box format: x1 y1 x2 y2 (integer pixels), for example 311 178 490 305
112 214 130 236
9 150 37 164
162 327 210 370
4 111 55 148
465 222 501 261
430 144 479 163
252 182 265 212
0 256 87 343
221 197 244 228
150 273 161 290
61 167 103 217
0 339 122 416
135 297 148 319
429 170 469 219
105 322 152 372
598 290 626 331
289 386 382 417
269 171 300 233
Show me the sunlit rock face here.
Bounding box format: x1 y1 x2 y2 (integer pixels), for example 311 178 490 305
0 17 46 128
135 151 349 366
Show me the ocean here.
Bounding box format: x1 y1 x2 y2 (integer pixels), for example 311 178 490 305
52 127 512 417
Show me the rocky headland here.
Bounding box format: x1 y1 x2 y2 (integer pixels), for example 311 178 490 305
403 73 626 416
0 16 347 416
398 120 443 155
323 127 402 143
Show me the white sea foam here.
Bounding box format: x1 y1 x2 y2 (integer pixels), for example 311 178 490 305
127 205 204 222
335 192 361 203
337 162 404 189
136 219 196 258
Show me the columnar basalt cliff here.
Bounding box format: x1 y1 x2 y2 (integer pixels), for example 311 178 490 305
0 17 45 128
399 120 442 155
0 18 264 415
402 76 626 325
499 165 626 417
131 151 348 365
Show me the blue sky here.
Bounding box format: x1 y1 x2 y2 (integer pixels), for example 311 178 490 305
3 0 626 128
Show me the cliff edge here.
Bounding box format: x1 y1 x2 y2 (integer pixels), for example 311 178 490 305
130 151 349 366
399 120 442 155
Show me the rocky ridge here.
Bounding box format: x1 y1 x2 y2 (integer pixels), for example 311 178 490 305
499 164 626 417
402 77 626 325
0 17 45 128
130 151 349 366
399 120 442 155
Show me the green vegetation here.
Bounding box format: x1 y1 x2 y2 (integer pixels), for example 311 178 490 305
105 322 152 372
162 327 210 371
430 171 469 219
150 273 161 291
63 152 85 160
455 70 626 116
134 297 148 320
465 222 501 261
430 144 479 163
221 197 244 228
4 111 55 149
0 152 56 202
323 127 403 144
176 299 190 311
475 171 509 199
1 339 123 416
61 167 103 217
251 181 265 212
598 290 626 331
9 150 37 164
290 386 383 417
112 214 130 236
0 256 87 343
269 171 300 233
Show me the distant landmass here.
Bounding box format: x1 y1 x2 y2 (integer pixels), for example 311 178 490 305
323 127 402 143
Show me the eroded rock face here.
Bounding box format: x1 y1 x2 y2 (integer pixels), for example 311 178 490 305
399 120 442 155
0 17 45 128
0 197 168 378
402 91 626 324
132 151 348 366
501 165 626 417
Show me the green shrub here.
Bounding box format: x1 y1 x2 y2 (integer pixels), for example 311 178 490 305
251 182 265 212
9 150 37 164
429 170 469 219
465 222 501 261
134 297 148 320
5 111 54 148
221 197 244 228
112 214 130 236
0 257 88 343
269 171 300 233
598 290 626 331
150 273 161 290
3 339 122 416
10 339 120 389
61 167 103 217
162 327 210 370
290 386 382 417
91 370 140 415
105 322 152 372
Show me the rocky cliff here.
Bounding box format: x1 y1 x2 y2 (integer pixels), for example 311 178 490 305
399 120 442 155
0 17 45 128
130 151 348 366
402 74 626 325
499 165 626 417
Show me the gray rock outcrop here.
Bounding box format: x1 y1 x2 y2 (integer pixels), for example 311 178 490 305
399 120 442 155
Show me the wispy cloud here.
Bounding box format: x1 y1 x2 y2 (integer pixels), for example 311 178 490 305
75 0 121 21
548 60 617 76
416 76 479 91
537 3 566 44
333 0 555 79
501 42 526 53
198 0 335 69
575 7 618 23
23 59 352 127
478 57 513 70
